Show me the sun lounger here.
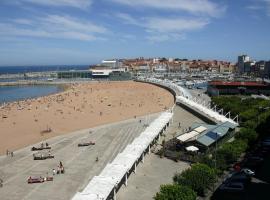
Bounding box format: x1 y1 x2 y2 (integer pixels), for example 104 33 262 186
78 141 95 147
31 146 51 151
27 177 44 184
33 155 54 160
46 176 53 181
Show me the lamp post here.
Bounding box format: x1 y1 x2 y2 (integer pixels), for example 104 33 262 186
214 132 218 170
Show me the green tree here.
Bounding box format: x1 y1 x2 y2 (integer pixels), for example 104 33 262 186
173 163 216 196
242 119 257 129
154 184 196 200
235 128 258 145
217 139 248 164
239 109 258 122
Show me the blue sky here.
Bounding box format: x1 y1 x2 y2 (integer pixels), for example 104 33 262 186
0 0 269 66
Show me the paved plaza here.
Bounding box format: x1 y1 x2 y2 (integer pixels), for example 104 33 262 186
0 103 206 200
0 113 159 200
117 105 205 200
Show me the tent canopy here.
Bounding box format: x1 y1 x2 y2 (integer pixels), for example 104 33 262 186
185 146 199 152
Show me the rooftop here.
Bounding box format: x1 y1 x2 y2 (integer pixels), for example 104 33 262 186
209 81 268 87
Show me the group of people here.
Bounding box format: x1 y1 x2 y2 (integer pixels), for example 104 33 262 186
40 142 49 148
6 149 14 157
52 161 64 175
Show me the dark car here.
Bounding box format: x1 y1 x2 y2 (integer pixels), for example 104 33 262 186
242 156 264 170
218 182 245 193
224 172 251 186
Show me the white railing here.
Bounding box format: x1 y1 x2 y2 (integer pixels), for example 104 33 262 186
72 111 173 200
138 77 238 125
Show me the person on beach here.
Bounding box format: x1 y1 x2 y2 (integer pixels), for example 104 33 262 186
0 178 3 187
52 169 56 176
59 161 63 168
11 151 14 157
57 166 60 174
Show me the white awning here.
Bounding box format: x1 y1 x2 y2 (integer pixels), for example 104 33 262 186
72 111 173 200
194 126 207 133
185 146 199 152
177 131 200 142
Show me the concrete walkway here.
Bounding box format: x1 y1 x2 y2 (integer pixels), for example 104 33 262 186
117 105 205 200
0 113 159 200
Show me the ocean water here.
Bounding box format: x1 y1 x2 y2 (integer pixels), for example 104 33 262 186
0 85 62 104
0 65 89 75
0 65 89 103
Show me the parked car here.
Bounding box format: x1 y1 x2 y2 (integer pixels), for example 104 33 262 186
241 168 255 176
218 182 245 193
224 172 251 186
242 156 264 170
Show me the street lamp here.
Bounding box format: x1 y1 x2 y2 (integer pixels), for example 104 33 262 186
214 132 218 170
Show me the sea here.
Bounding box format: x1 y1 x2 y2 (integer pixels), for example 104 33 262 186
0 65 89 75
0 65 89 104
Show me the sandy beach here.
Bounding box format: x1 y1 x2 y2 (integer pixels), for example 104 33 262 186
0 81 174 155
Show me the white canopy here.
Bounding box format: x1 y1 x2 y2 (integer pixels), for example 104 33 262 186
177 131 200 142
185 146 199 152
72 111 173 200
194 126 207 133
142 77 238 125
176 95 238 125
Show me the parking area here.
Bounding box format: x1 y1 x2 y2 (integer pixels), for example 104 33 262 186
212 137 270 200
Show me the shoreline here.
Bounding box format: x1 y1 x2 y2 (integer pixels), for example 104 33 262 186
0 83 68 106
0 81 174 155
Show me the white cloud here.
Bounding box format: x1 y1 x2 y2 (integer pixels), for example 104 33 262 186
146 33 185 42
110 0 225 17
115 13 141 26
21 0 93 9
247 0 270 16
144 17 206 42
115 13 208 32
0 15 107 41
146 17 209 33
42 15 106 33
12 18 33 25
115 13 208 41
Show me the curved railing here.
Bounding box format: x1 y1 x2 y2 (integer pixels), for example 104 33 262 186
137 77 238 125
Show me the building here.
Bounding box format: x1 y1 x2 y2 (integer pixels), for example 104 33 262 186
176 121 237 151
207 81 270 96
237 55 250 74
264 61 270 78
101 59 120 68
153 64 167 73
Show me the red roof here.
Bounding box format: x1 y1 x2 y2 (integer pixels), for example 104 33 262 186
209 81 268 87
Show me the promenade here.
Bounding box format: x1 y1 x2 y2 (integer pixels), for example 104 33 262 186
117 105 204 200
0 114 158 200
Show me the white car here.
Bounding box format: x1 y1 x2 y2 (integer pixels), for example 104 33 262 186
241 168 255 176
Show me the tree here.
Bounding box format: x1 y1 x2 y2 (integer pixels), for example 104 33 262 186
154 184 196 200
173 163 216 196
235 128 258 146
239 109 258 122
217 139 248 164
